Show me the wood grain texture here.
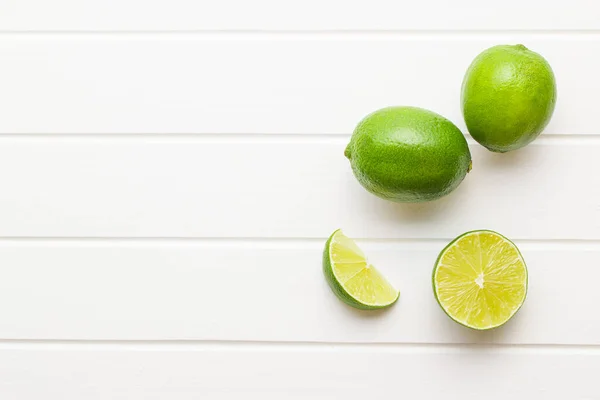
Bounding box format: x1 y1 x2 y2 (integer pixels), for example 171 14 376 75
0 138 596 239
0 240 597 343
0 0 598 31
0 345 598 399
0 36 593 134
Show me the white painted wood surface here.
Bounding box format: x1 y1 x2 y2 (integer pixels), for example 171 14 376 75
0 240 595 344
0 344 597 399
0 138 596 239
0 36 595 135
0 0 598 31
0 1 598 398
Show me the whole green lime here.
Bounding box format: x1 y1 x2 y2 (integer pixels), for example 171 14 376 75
461 44 557 152
345 106 472 203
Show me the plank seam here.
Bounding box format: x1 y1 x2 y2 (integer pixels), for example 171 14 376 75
0 134 596 144
0 237 595 250
2 30 600 36
0 340 597 354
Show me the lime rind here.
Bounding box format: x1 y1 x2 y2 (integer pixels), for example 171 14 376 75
461 45 557 153
323 229 399 310
432 230 528 330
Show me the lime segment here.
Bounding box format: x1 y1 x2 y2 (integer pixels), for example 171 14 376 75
323 229 399 310
433 230 527 330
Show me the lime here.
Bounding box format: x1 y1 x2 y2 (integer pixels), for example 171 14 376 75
323 229 399 310
461 44 557 152
433 230 528 330
345 106 471 203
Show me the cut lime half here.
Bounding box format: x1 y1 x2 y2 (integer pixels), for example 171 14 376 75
323 229 399 310
433 230 528 330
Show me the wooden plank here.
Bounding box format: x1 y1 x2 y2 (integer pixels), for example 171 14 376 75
0 344 597 399
0 240 597 343
0 138 596 239
0 0 598 31
0 36 591 134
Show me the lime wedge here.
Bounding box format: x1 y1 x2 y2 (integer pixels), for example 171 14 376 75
323 229 399 310
433 230 528 330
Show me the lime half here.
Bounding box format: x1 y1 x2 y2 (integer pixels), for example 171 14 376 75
323 229 399 310
433 230 528 330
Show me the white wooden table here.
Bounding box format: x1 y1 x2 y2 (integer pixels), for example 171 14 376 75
0 1 598 398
